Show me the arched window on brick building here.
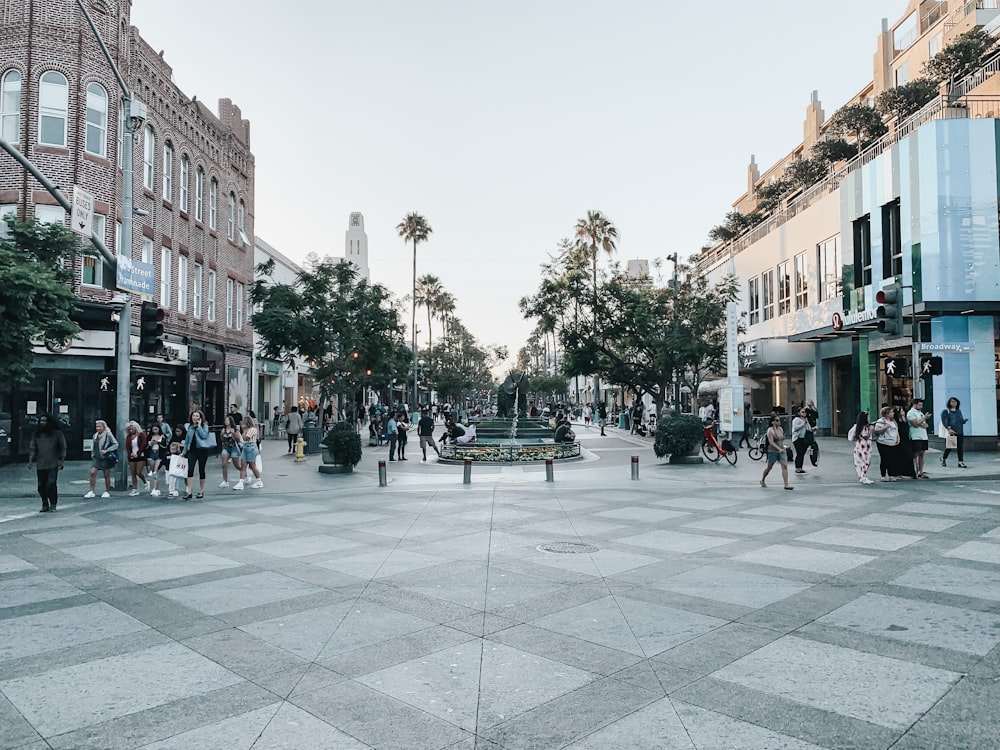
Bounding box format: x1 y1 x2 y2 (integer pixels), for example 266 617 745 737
38 71 67 147
1 70 21 144
143 124 155 190
162 139 174 201
85 82 108 157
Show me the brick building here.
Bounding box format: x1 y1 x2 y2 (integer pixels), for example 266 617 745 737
0 0 255 460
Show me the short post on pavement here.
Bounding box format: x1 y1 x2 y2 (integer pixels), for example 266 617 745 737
463 459 472 485
295 435 306 462
378 459 387 487
544 458 554 482
631 455 639 480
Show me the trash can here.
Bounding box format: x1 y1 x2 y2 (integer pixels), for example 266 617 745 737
618 413 628 430
302 425 321 454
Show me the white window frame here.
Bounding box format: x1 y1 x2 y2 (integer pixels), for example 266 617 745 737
162 140 173 201
143 125 155 190
38 71 68 147
762 269 775 321
207 270 216 322
794 251 808 310
818 235 842 302
209 178 218 230
193 262 202 318
747 277 760 326
159 246 171 307
1 69 22 145
226 277 234 328
0 204 16 239
236 282 244 330
177 254 188 313
777 260 791 316
227 192 236 240
34 204 65 225
179 155 189 213
117 101 123 167
141 237 153 265
195 167 204 221
84 82 108 157
81 214 107 287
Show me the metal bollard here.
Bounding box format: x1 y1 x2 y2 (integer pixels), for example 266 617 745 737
378 459 387 487
631 455 639 480
545 458 554 482
463 459 472 484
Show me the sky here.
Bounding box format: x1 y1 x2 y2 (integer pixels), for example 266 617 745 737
130 0 906 361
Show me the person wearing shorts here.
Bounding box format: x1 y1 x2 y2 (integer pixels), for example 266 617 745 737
218 416 243 487
907 397 931 479
234 416 263 490
417 410 440 461
760 415 793 490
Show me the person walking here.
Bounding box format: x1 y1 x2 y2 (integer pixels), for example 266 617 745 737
218 415 243 487
907 398 931 479
386 411 399 461
124 421 150 496
848 411 874 484
28 414 66 512
417 410 440 461
804 399 820 466
396 411 411 460
597 402 607 436
791 407 813 474
285 406 303 454
873 406 900 482
233 415 263 490
85 419 118 499
183 410 212 500
940 396 969 468
760 414 794 490
146 424 165 497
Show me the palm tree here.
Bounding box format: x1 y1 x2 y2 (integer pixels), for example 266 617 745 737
435 290 457 340
415 273 444 349
574 210 619 306
397 212 432 407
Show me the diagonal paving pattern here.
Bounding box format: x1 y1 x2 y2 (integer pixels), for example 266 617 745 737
1 437 1000 749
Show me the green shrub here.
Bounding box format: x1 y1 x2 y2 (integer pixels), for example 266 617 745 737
653 414 704 458
321 421 363 466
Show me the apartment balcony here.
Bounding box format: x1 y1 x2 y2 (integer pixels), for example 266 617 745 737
944 0 1000 36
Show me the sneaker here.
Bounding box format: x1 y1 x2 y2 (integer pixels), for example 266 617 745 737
233 480 244 491
168 490 179 498
151 489 161 497
84 490 95 499
100 491 110 498
958 462 968 468
128 489 140 497
251 479 263 489
218 480 230 488
861 478 874 484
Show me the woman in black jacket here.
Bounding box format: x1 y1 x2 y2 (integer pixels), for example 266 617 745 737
28 414 66 512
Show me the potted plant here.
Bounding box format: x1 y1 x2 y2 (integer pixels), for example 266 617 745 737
653 414 705 465
319 421 362 473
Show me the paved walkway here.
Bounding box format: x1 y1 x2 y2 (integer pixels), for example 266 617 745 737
1 427 999 748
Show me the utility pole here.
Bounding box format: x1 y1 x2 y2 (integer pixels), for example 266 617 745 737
667 253 681 410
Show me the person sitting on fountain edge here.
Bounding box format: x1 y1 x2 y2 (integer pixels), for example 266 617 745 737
440 418 466 446
455 422 477 445
554 418 576 443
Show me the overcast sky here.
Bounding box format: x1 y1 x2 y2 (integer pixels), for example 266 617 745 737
131 0 905 361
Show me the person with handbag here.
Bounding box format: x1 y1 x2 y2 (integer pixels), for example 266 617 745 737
790 407 813 474
85 419 118 499
165 426 187 498
124 421 150 497
183 410 213 500
940 396 968 468
760 414 794 490
218 416 243 487
233 415 263 490
872 406 900 482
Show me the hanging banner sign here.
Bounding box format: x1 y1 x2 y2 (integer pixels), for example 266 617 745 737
116 254 155 296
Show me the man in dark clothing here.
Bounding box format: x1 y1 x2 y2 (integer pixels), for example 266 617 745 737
417 410 440 460
440 418 466 445
597 403 608 436
228 404 243 427
554 419 576 443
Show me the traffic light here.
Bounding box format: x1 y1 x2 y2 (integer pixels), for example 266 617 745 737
884 356 907 378
875 283 903 335
139 301 165 354
920 356 943 376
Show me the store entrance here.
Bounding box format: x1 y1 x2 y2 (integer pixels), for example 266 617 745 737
830 358 857 436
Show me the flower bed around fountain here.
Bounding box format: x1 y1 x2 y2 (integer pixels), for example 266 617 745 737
439 439 580 463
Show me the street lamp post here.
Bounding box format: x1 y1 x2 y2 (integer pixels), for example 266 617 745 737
76 0 144 489
667 253 681 411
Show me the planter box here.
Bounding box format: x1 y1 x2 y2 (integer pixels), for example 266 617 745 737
318 464 354 474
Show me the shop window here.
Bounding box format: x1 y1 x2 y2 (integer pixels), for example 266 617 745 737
794 251 808 310
882 199 902 279
747 277 760 325
762 269 775 321
777 260 791 316
853 215 872 288
818 235 841 301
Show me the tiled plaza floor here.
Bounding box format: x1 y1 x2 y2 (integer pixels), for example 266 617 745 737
1 432 999 749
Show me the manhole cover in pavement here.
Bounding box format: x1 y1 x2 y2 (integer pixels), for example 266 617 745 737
537 542 600 554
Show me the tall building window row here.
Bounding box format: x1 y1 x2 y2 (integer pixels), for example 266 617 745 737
177 254 187 314
226 277 234 328
195 167 204 221
160 246 171 307
227 191 235 240
207 270 216 322
1 70 20 144
193 262 202 319
209 178 218 230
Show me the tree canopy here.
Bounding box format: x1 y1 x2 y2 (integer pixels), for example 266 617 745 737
0 218 81 383
923 28 999 88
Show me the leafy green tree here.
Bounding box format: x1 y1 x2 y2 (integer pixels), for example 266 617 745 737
528 374 569 404
875 78 940 120
250 258 410 410
0 218 81 383
707 209 764 243
825 103 888 152
811 138 858 163
784 156 830 188
755 178 794 214
421 321 505 405
923 28 999 91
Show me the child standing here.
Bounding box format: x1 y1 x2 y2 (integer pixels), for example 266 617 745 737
848 411 874 484
147 424 165 497
166 425 186 498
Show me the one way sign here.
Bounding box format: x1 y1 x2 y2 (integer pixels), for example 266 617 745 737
71 186 94 238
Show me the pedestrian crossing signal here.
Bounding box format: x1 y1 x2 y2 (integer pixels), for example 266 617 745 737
884 356 907 377
920 356 943 376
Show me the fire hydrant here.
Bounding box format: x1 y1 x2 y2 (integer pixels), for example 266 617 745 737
295 435 306 462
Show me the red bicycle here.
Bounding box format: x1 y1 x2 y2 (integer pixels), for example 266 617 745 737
702 421 738 465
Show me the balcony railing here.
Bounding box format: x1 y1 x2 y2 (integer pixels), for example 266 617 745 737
944 0 1000 31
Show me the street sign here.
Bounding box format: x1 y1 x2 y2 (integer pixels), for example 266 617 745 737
116 254 155 296
71 185 95 238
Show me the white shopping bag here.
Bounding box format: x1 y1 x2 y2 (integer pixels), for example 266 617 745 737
167 455 188 478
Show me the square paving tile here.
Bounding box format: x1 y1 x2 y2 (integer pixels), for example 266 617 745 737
531 595 726 657
943 540 1000 565
359 641 596 730
246 534 362 558
145 513 243 529
0 602 149 662
104 552 244 584
847 513 960 533
734 544 875 576
0 572 84 609
64 536 182 561
25 525 133 546
190 523 292 542
652 497 740 511
316 550 450 580
0 554 35 574
618 530 737 554
818 592 1000 656
795 527 924 552
652 565 813 608
245 503 329 517
520 518 628 536
892 563 1000 601
890 502 988 517
682 516 794 536
593 507 690 522
712 635 962 730
309 511 389 527
529 548 663 578
740 504 839 520
0 642 243 736
158 572 324 615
